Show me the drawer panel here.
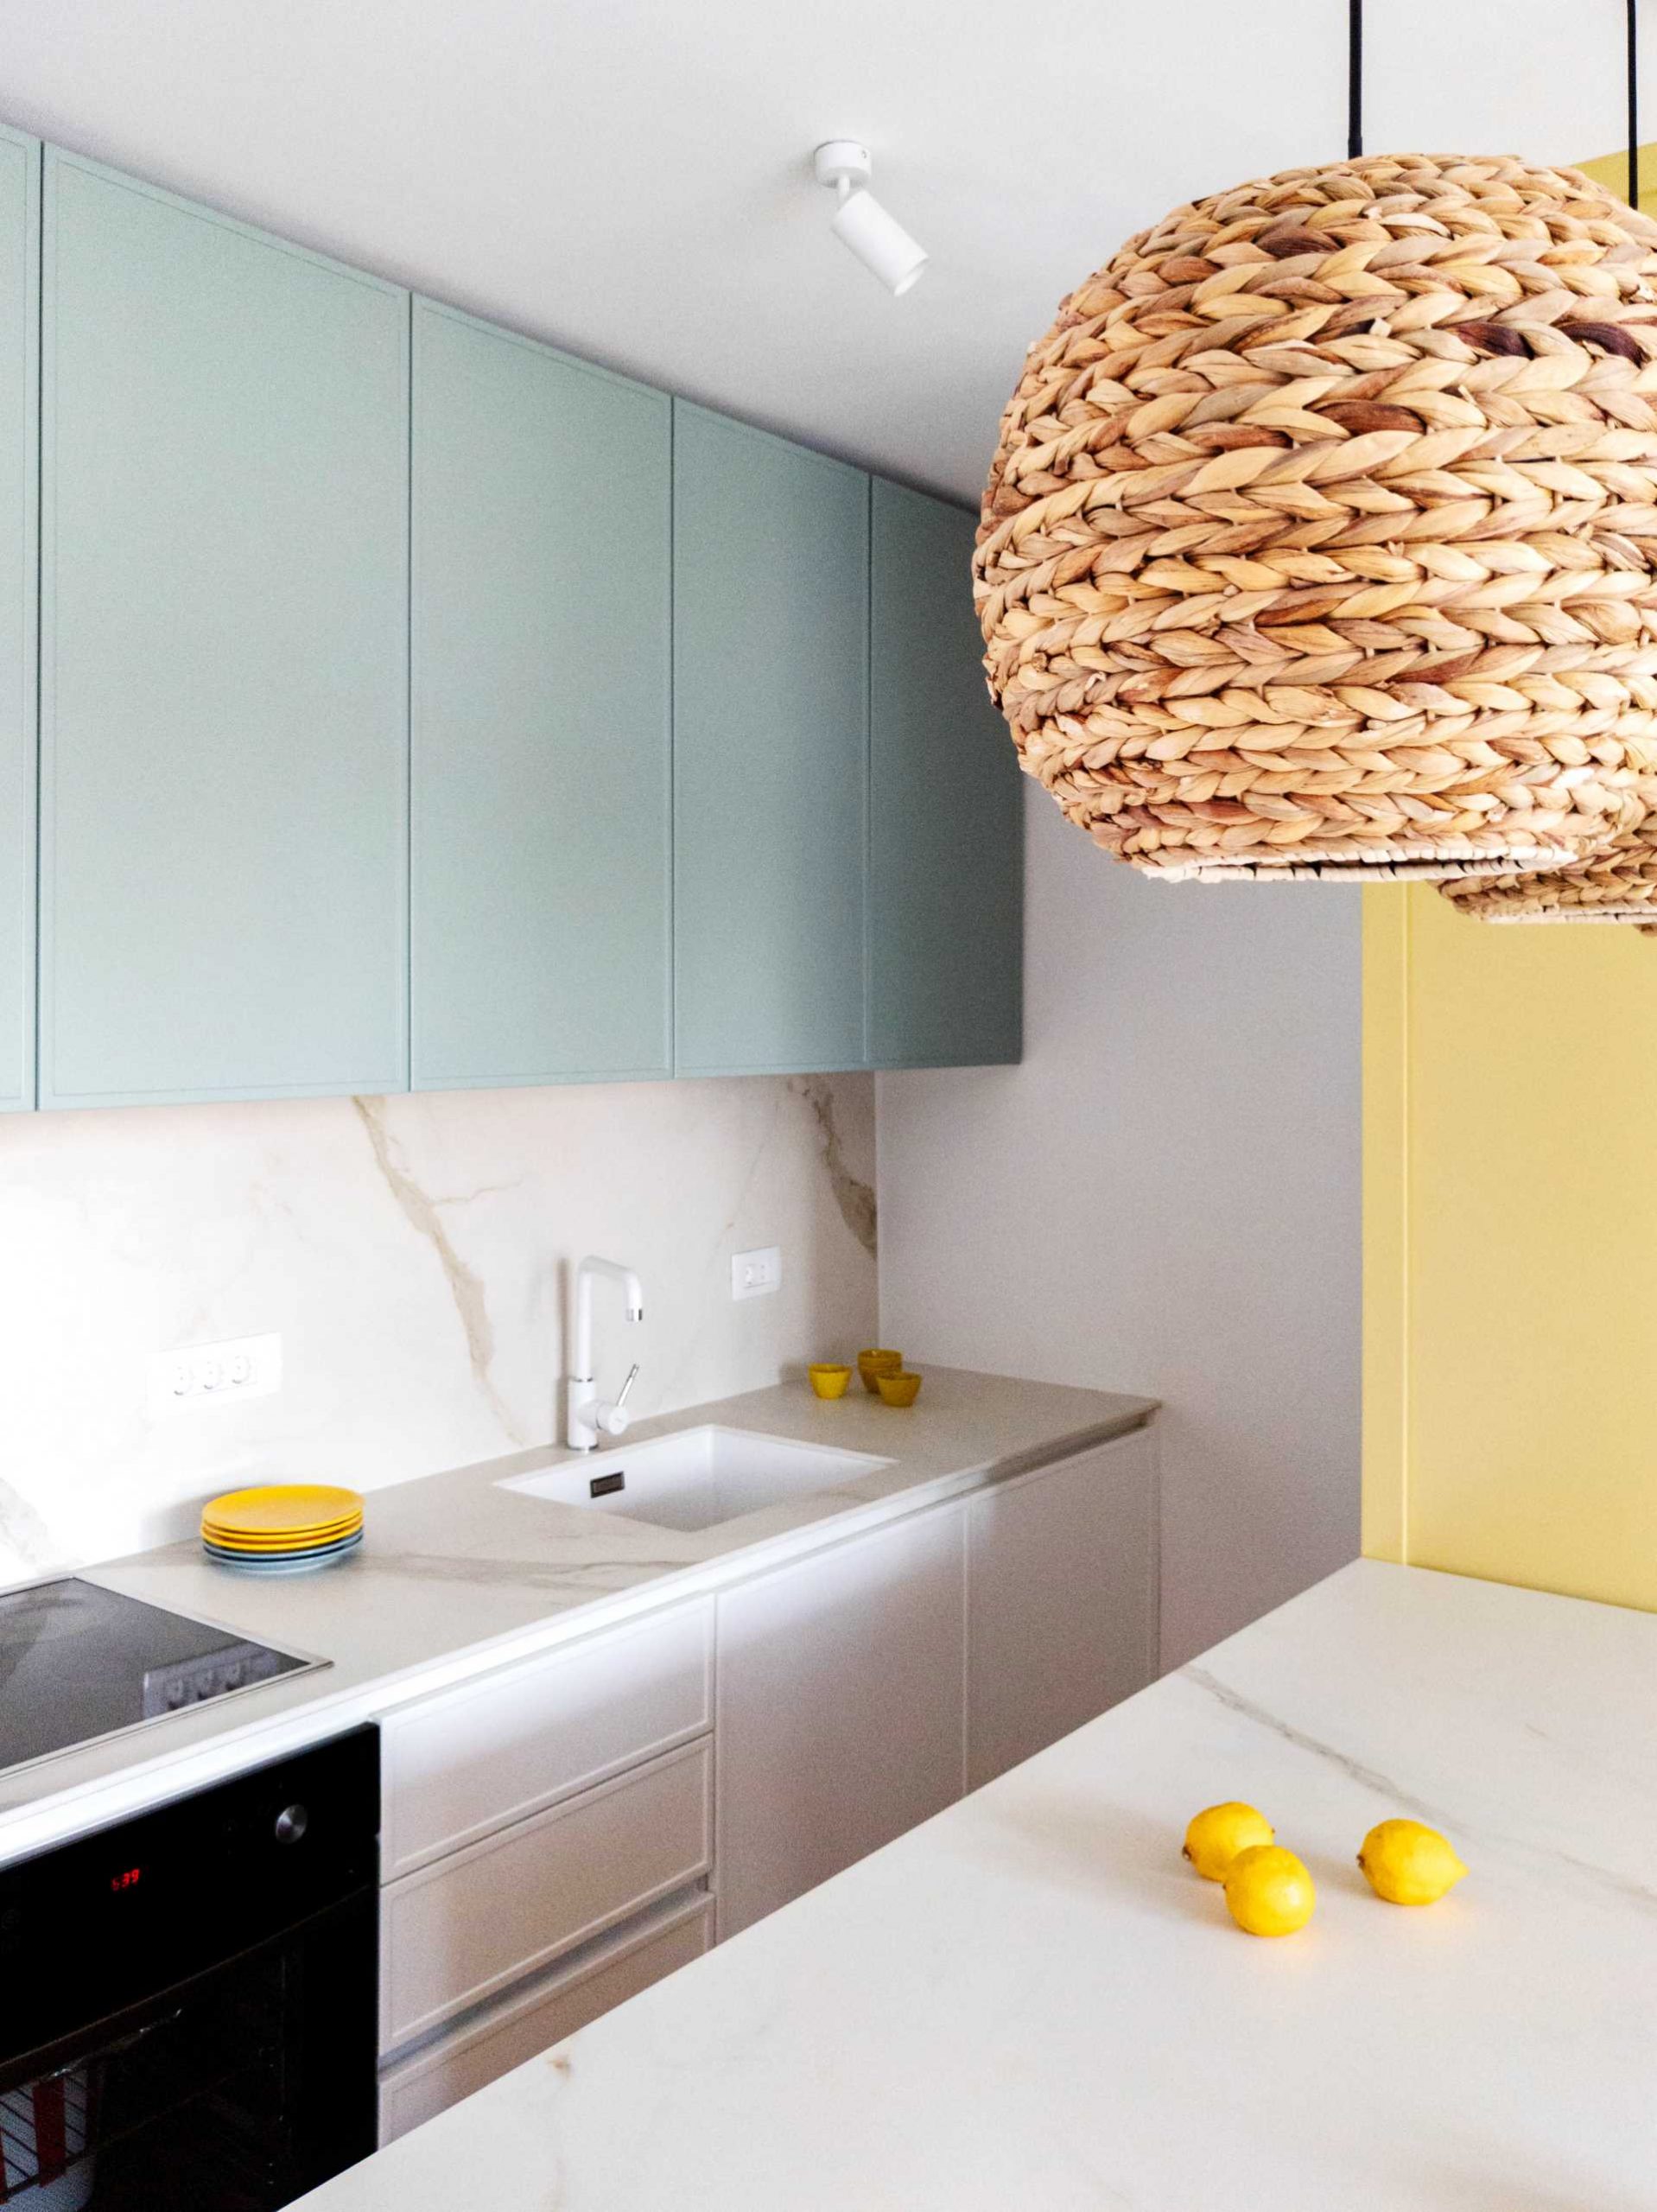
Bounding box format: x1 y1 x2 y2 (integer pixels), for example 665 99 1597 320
380 1738 712 2051
382 1599 712 1878
378 1891 711 2144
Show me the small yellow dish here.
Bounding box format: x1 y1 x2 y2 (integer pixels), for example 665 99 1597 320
808 1363 853 1401
857 1348 903 1395
876 1370 923 1408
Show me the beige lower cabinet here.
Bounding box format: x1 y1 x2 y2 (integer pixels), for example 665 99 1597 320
714 1424 1159 1938
378 1891 712 2145
714 1502 969 1941
379 1738 712 2050
376 1602 717 2138
966 1426 1159 1789
374 1425 1158 2136
380 1599 712 1880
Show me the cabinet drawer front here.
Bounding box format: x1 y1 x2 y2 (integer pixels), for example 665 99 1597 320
380 1739 712 2051
383 1600 713 1878
378 1892 711 2144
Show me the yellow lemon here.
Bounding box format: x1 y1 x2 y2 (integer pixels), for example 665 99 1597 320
1357 1819 1468 1906
1182 1801 1275 1882
1223 1844 1316 1936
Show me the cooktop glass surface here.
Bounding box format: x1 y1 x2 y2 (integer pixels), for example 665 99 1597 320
0 1577 321 1779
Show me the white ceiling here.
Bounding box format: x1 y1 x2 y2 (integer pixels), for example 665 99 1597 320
0 3 1628 504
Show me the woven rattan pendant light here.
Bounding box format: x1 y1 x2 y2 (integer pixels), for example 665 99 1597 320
975 153 1657 880
1439 810 1657 922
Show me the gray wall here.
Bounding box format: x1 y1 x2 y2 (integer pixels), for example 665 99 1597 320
877 789 1362 1670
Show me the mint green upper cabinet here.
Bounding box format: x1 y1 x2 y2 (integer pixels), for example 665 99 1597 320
411 302 670 1088
39 151 409 1108
673 404 869 1076
0 129 36 1113
869 481 1022 1068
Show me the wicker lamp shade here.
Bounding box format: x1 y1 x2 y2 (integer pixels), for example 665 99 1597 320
975 153 1657 880
1439 812 1657 921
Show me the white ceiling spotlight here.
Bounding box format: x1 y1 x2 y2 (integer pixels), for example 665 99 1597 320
813 140 928 297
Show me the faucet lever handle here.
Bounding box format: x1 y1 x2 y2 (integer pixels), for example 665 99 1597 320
615 1362 640 1411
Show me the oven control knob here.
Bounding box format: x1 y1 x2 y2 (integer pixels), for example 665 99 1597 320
274 1803 308 1847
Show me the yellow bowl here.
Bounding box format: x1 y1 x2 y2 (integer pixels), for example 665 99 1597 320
876 1370 923 1408
808 1363 854 1401
857 1348 903 1395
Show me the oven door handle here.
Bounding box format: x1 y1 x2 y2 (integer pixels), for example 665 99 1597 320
73 2005 186 2067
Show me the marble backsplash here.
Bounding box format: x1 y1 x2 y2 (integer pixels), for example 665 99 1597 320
0 1074 877 1581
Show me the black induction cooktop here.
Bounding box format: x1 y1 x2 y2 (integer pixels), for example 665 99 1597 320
0 1576 324 1779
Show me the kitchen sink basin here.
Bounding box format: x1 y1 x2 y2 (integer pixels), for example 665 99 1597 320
497 1425 896 1534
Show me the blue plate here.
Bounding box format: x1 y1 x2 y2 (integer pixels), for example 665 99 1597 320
203 1529 363 1573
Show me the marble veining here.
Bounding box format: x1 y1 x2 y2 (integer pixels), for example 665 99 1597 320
791 1075 877 1257
351 1094 525 1446
0 1478 64 1578
0 1073 878 1580
295 1560 1657 2212
1183 1663 1446 1821
1187 1659 1657 1917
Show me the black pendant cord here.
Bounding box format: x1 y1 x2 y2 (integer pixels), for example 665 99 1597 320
1628 0 1641 207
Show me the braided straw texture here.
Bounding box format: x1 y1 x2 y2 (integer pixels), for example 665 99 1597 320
1439 811 1657 920
975 154 1657 879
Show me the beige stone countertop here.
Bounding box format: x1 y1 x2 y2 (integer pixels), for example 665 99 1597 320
0 1366 1156 1860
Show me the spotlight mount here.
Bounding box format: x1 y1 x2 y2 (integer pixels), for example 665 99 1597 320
813 140 928 297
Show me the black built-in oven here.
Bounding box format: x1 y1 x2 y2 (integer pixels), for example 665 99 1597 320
0 1726 378 2209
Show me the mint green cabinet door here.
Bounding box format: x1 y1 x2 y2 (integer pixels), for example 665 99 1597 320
40 151 409 1108
673 404 868 1075
869 481 1022 1067
0 128 36 1113
411 302 670 1087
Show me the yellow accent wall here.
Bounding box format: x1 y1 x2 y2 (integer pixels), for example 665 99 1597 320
1576 147 1654 215
1362 886 1657 1611
1575 148 1645 210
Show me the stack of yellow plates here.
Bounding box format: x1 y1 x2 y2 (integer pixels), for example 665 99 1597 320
201 1485 365 1573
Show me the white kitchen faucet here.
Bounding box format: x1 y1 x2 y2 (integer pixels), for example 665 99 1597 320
565 1255 644 1451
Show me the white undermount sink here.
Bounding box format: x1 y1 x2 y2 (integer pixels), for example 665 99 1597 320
496 1425 896 1534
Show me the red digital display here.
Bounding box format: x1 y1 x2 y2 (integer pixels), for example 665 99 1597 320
109 1866 143 1894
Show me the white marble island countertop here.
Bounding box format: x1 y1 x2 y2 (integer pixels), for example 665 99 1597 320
0 1366 1154 1859
299 1558 1657 2212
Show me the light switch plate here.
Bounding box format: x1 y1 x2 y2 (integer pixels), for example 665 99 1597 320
148 1332 283 1415
731 1246 783 1300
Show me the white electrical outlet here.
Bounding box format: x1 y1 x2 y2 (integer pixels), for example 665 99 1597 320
731 1246 783 1300
148 1332 283 1415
